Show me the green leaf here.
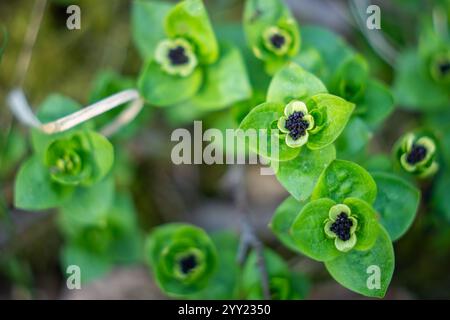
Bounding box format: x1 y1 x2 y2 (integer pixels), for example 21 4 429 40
343 198 380 251
163 100 207 126
433 170 450 222
131 0 172 60
165 0 219 64
270 196 305 252
31 94 83 155
267 63 327 104
394 50 448 111
0 128 27 178
292 47 325 78
138 59 202 106
243 248 303 300
373 172 420 241
335 117 372 160
14 157 73 210
59 192 143 265
81 131 114 186
364 154 393 173
291 198 341 262
61 245 112 284
325 226 394 298
192 231 240 299
239 102 300 161
312 159 377 204
359 80 394 129
289 272 310 300
306 94 355 150
215 23 271 92
104 194 143 264
60 175 115 225
89 70 135 104
330 54 369 103
273 144 336 201
187 43 252 111
300 26 353 81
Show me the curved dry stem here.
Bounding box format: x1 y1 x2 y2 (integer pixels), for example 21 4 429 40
7 88 143 137
349 0 398 66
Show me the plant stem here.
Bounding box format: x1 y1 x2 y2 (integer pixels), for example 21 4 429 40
349 0 398 66
231 166 271 300
8 89 143 137
13 0 47 87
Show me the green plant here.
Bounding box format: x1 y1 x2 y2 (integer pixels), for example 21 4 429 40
6 0 448 300
14 95 114 211
240 63 354 161
393 132 439 178
145 223 218 296
134 0 252 109
394 12 449 112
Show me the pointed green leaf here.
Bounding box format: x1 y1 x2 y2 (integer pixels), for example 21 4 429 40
14 157 73 210
306 94 354 150
80 131 114 186
138 59 202 106
359 80 394 128
312 159 377 204
270 196 305 252
343 197 379 251
267 63 327 104
335 117 372 159
274 144 336 201
325 226 394 298
188 44 252 111
373 172 420 241
131 0 172 60
60 176 115 225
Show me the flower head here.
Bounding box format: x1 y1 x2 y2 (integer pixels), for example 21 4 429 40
145 223 217 296
397 133 438 178
155 38 198 76
277 100 315 148
172 248 206 282
263 26 293 56
324 204 358 252
45 134 90 185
